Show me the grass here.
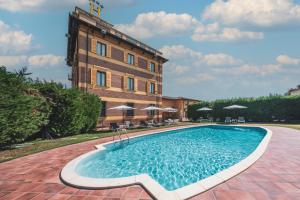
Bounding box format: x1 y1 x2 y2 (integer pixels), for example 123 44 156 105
0 123 193 163
1 122 299 163
258 124 300 131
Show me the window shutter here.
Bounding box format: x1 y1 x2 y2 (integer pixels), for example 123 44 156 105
91 68 97 86
124 51 128 63
106 71 111 87
155 82 158 95
146 81 150 93
134 55 138 66
134 78 138 92
91 39 97 53
107 45 111 58
123 76 128 90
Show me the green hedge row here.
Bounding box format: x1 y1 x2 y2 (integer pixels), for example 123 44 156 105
0 67 101 147
188 95 300 122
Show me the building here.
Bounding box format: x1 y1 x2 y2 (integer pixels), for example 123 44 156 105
66 7 168 126
162 96 200 121
286 85 300 96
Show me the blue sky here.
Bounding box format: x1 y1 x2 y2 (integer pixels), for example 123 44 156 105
0 0 300 100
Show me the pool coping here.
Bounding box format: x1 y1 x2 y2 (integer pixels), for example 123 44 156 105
60 125 272 200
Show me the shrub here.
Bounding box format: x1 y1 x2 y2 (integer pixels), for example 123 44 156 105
0 66 102 146
80 93 101 133
188 95 300 122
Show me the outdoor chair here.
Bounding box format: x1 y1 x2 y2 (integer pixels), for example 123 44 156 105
173 119 179 124
197 117 204 122
208 117 213 123
147 120 155 127
238 117 246 123
124 121 134 129
139 120 148 128
110 123 119 131
164 119 173 125
225 117 232 124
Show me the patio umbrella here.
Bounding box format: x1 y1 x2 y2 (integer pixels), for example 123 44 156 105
223 105 248 110
197 107 213 119
108 105 135 124
223 105 247 119
163 107 178 113
197 107 212 111
162 107 178 120
141 106 163 121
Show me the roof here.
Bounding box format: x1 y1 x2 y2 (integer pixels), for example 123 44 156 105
163 96 200 102
287 85 300 93
66 7 168 66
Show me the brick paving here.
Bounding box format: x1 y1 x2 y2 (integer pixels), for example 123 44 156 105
0 126 300 200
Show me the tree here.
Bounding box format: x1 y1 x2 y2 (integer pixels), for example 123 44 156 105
0 67 49 147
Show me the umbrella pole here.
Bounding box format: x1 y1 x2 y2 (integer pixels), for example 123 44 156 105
123 110 125 125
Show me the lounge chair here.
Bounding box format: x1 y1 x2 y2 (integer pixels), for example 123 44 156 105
147 120 155 127
238 117 246 123
124 121 134 129
225 117 232 124
164 119 173 125
197 117 204 122
173 119 179 124
139 120 148 128
110 123 119 131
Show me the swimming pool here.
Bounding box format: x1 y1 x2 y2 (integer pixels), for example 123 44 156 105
61 125 272 199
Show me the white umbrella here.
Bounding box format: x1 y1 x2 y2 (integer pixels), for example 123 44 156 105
141 106 163 121
141 106 163 111
223 104 247 120
108 105 135 124
223 105 248 109
108 105 135 111
197 107 212 119
163 107 178 113
197 107 212 111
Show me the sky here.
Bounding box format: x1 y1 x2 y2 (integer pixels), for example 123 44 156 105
0 0 300 100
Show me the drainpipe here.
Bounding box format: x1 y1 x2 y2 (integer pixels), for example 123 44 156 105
85 28 90 93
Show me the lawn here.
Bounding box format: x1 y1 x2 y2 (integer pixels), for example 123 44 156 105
261 124 300 131
1 122 299 163
0 123 193 163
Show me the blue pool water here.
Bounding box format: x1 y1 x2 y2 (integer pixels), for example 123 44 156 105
76 125 266 191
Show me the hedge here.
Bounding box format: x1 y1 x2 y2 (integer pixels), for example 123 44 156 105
0 67 101 147
188 95 300 123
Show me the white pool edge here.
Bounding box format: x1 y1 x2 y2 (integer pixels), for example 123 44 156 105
60 125 272 200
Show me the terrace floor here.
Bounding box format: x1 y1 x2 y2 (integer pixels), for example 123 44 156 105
0 126 300 200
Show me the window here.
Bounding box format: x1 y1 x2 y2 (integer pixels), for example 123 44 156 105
148 104 155 116
96 42 106 56
128 77 134 91
96 71 106 87
150 83 155 94
127 53 134 65
100 101 106 117
150 62 155 72
126 103 134 116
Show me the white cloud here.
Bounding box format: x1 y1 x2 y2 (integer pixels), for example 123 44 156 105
203 0 300 27
224 64 282 76
177 74 216 84
165 64 190 75
192 23 264 42
0 0 137 12
28 54 64 67
0 20 33 54
276 54 300 65
116 11 199 39
0 55 65 69
160 45 241 66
